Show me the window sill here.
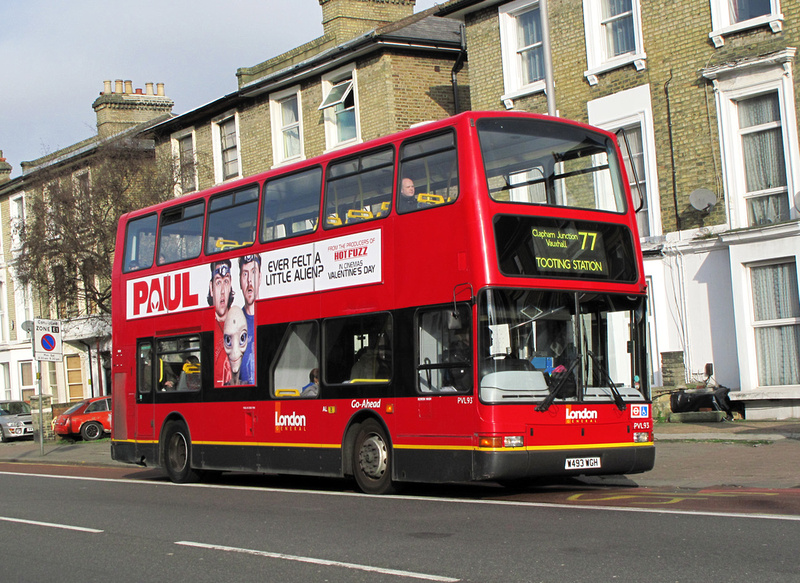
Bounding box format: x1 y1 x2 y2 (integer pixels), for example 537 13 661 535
709 14 783 48
501 80 546 107
271 155 305 170
584 53 647 86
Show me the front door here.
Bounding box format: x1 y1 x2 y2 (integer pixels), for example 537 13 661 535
135 340 155 442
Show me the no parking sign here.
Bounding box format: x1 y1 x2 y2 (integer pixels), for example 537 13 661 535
34 319 63 362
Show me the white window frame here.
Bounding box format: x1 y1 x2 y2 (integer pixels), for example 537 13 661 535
1 363 10 401
14 280 33 341
748 258 800 387
72 169 90 196
587 85 662 238
499 0 545 101
19 360 35 401
703 50 800 230
708 0 783 48
583 0 646 86
10 194 25 251
171 127 198 196
320 64 361 151
0 279 7 344
211 110 242 184
269 85 305 167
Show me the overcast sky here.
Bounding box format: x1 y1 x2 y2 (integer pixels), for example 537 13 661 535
0 0 442 178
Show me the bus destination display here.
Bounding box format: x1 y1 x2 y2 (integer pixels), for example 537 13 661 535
495 215 638 282
530 225 608 276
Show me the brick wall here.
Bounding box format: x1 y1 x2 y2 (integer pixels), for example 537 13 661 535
661 351 686 388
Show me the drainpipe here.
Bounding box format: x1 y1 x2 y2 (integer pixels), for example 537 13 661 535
451 24 467 114
541 0 556 116
664 69 682 231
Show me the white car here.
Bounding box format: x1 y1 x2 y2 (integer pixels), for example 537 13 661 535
0 401 34 442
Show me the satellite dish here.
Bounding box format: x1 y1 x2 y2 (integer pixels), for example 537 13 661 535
689 188 717 213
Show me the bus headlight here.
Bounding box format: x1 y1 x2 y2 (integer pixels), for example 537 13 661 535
504 436 524 448
633 432 650 443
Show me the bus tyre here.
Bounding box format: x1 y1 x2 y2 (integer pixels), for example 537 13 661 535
162 421 201 483
80 421 103 441
353 419 395 495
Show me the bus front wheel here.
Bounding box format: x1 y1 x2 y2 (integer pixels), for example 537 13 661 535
352 419 395 495
162 421 201 483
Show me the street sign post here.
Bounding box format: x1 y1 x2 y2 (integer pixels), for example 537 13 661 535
34 319 63 362
32 319 62 454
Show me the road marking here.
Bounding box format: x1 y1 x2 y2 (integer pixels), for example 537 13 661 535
175 541 460 582
2 470 800 522
0 515 103 533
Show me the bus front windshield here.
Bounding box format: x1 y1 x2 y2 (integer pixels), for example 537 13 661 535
479 289 648 407
477 117 627 213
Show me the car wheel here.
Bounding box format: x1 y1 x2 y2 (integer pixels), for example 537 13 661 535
0 429 5 443
80 421 104 441
162 420 202 483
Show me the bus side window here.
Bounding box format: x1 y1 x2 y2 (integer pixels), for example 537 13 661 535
206 185 259 254
324 148 394 229
157 201 204 265
137 341 153 397
124 214 157 272
155 335 202 392
417 304 472 393
324 313 392 384
261 167 322 243
271 321 319 398
397 131 459 215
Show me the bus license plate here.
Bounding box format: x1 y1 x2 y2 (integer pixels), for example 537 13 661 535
565 457 601 470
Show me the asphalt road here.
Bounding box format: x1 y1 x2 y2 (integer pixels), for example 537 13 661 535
1 467 798 582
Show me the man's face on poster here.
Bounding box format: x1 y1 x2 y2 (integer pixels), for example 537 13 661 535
240 259 260 308
210 264 232 320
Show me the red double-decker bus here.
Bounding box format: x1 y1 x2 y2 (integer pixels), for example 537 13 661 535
111 111 654 493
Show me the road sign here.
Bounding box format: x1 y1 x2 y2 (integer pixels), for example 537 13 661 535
34 319 63 362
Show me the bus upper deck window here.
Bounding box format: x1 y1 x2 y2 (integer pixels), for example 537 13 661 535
123 214 157 272
397 131 459 214
261 167 322 243
157 201 204 265
477 117 627 213
206 185 259 254
325 148 394 228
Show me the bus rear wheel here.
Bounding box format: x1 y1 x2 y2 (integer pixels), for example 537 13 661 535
352 419 395 495
162 421 201 483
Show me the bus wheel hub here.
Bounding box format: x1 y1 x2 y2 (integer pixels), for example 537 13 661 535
359 434 387 479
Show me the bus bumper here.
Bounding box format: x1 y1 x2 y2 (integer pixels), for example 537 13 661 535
472 444 656 481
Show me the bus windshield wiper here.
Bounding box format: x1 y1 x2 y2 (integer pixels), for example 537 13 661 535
586 350 626 411
535 355 580 413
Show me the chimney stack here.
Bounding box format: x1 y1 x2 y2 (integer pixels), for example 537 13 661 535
0 150 12 184
319 0 415 43
93 78 174 139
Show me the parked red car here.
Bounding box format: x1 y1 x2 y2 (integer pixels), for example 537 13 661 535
53 396 112 441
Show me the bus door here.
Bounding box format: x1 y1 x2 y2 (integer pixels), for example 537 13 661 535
405 303 475 444
135 340 156 442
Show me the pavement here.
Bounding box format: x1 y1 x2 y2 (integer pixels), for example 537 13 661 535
1 419 798 490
